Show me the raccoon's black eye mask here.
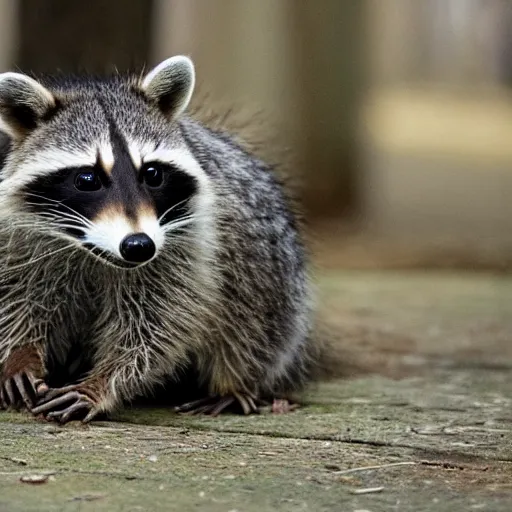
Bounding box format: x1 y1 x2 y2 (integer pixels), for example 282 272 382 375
70 163 174 193
21 159 198 234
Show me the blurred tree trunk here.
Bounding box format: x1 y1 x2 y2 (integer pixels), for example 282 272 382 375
17 0 153 74
152 0 365 221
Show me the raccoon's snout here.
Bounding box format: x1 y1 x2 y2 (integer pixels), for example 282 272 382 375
120 233 156 263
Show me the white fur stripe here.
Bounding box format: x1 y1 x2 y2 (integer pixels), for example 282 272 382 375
127 141 142 169
14 147 96 175
0 147 97 195
98 142 114 173
141 147 210 191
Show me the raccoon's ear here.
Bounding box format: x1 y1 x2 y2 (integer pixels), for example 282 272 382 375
0 72 56 139
141 56 195 121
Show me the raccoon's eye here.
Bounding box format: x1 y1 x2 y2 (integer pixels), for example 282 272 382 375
142 164 164 188
75 171 102 192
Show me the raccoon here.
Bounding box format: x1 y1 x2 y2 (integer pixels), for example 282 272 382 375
0 56 319 423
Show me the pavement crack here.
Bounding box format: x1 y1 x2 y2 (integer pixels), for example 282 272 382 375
180 424 512 463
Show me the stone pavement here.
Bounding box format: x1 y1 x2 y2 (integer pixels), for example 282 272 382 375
0 271 510 511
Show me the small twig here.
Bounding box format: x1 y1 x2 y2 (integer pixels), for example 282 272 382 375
69 494 105 502
419 460 488 471
351 486 384 495
332 461 416 475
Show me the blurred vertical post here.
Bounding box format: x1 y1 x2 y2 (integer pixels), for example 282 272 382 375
288 1 365 219
0 0 18 71
151 0 365 221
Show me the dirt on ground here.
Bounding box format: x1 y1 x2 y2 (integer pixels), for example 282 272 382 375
0 270 511 511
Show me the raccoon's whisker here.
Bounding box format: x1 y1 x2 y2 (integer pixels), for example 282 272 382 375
33 208 94 229
34 209 81 222
21 212 89 233
35 211 91 230
163 214 194 226
163 227 196 241
35 206 90 221
24 193 70 207
163 213 196 225
162 219 196 235
24 214 89 234
49 223 88 233
24 194 94 227
157 198 191 224
44 206 92 223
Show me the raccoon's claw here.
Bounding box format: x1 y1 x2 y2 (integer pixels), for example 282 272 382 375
175 392 266 416
0 372 48 411
32 387 99 424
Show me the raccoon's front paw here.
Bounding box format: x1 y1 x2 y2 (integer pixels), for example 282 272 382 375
0 372 49 411
31 385 101 424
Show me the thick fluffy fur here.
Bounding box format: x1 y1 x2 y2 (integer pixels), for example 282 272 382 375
0 57 316 421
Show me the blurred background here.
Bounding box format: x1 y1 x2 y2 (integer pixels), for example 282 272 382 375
1 0 511 271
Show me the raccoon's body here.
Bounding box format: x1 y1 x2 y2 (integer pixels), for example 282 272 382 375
0 57 316 422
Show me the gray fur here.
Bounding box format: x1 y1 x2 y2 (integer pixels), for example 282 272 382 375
0 57 315 418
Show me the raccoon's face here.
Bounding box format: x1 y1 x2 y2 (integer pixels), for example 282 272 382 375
0 56 212 269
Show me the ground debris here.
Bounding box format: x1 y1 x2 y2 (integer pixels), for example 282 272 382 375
1 456 28 466
350 486 385 495
419 459 489 471
69 493 105 502
19 474 49 485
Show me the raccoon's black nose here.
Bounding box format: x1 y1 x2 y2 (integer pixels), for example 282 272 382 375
120 233 156 263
